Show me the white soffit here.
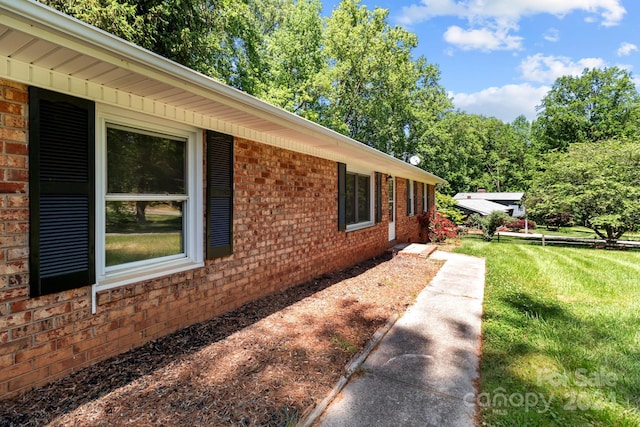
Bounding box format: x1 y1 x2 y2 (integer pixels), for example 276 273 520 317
0 0 444 185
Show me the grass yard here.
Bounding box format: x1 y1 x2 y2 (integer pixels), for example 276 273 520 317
455 238 640 426
106 232 182 266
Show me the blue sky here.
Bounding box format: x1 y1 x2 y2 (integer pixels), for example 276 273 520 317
321 0 640 123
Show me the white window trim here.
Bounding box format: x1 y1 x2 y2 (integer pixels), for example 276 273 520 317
346 167 375 232
94 105 204 292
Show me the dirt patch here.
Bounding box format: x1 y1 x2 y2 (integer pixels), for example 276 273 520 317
0 254 442 427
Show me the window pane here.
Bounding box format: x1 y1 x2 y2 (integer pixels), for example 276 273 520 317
105 201 184 266
107 126 185 194
346 173 356 224
357 175 370 222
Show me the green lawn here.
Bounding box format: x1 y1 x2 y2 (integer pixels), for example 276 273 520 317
106 232 182 266
455 238 640 426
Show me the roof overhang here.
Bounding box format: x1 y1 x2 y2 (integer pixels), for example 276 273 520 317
0 0 445 185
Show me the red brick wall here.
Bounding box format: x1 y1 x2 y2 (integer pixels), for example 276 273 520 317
0 80 427 399
395 178 425 244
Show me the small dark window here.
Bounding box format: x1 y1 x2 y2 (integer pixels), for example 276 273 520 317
345 172 371 226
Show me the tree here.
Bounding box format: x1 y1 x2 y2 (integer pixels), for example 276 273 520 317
435 192 466 224
419 112 485 194
534 67 640 152
527 139 640 241
320 0 450 156
420 112 534 195
254 0 326 121
479 210 510 241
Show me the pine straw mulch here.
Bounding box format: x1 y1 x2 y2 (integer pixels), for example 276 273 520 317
0 254 442 427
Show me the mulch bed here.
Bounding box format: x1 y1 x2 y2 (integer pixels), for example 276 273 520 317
0 254 442 427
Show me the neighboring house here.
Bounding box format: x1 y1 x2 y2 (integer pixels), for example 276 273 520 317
0 1 444 399
454 192 525 217
454 198 512 217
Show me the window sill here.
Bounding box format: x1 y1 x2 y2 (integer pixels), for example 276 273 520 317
346 221 375 232
95 258 204 293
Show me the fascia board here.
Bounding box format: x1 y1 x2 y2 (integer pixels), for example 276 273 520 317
0 0 446 185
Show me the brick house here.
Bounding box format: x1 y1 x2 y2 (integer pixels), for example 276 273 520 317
0 1 443 399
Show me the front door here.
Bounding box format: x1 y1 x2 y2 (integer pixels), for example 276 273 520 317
388 177 396 241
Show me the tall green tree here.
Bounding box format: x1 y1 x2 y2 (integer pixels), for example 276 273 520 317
420 112 534 195
534 67 640 152
320 0 450 156
420 112 485 194
527 139 640 241
254 0 326 121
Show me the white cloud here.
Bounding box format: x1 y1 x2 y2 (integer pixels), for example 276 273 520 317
543 28 560 42
443 25 523 51
451 83 550 122
617 42 638 57
398 0 626 27
519 54 606 83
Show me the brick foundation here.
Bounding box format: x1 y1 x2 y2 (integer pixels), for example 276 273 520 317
0 79 428 399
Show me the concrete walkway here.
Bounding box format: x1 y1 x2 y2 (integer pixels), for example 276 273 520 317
313 250 486 427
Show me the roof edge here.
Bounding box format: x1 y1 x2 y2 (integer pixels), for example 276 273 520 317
0 0 445 184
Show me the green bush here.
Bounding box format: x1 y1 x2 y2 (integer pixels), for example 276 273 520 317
480 211 511 241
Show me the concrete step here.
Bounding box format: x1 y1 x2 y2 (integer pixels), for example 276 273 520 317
386 243 437 258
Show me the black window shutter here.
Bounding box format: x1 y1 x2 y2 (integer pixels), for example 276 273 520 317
414 181 418 215
337 162 346 231
29 88 95 297
406 179 411 216
375 172 382 223
206 130 234 259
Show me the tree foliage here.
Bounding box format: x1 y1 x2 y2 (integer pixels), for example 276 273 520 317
435 192 466 224
319 0 451 156
527 139 640 241
254 0 325 120
534 67 640 152
421 112 534 194
479 210 511 241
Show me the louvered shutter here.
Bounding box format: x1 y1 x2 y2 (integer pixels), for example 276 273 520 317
337 162 346 231
413 181 418 215
375 172 382 223
29 88 95 297
406 179 411 216
206 130 234 259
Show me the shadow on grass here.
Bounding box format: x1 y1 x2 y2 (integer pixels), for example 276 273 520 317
0 256 391 427
503 291 568 320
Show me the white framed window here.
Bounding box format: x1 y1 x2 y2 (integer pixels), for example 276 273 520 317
345 168 374 231
95 106 203 290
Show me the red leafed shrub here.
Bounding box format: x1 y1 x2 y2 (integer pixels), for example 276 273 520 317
505 219 536 231
417 206 458 243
